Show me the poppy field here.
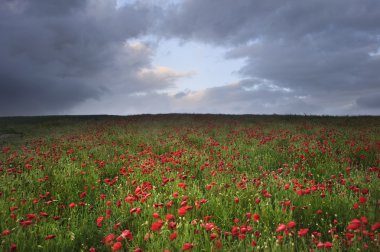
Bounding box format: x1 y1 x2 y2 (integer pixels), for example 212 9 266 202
0 114 379 251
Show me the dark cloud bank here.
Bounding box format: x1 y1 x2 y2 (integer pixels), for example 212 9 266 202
1 0 379 115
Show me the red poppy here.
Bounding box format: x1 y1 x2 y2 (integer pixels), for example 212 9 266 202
178 207 188 216
151 220 164 232
297 228 309 237
287 221 296 228
117 229 133 241
183 243 193 251
45 235 56 240
324 242 333 248
2 229 11 236
347 219 361 230
359 196 367 204
10 243 17 252
103 234 115 246
97 216 104 228
169 232 177 241
168 221 177 230
317 242 324 248
371 222 380 230
253 213 260 222
152 212 160 219
276 224 286 232
112 242 123 251
178 183 187 189
20 220 33 227
130 207 142 214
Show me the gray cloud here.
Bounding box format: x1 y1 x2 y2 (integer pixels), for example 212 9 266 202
0 0 166 115
1 0 379 115
160 0 380 115
356 93 380 109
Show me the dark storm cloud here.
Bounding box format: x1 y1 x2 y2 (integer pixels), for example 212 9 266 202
0 0 163 115
356 93 380 109
160 0 380 115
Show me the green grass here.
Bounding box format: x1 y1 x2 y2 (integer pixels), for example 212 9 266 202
0 114 379 251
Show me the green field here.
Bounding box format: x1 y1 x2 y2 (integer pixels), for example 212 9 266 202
0 115 379 251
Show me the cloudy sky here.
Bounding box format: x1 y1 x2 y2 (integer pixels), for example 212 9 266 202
1 0 379 116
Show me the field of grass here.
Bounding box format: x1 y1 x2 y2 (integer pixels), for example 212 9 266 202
0 114 379 251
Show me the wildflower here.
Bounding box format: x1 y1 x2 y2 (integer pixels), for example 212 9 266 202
151 220 164 232
2 229 11 236
169 232 177 241
183 243 193 250
276 224 286 232
130 207 141 214
168 222 177 230
371 222 380 230
97 216 104 228
287 221 296 228
347 219 361 230
324 242 333 248
45 235 56 240
152 212 160 219
103 234 115 246
297 228 309 237
117 230 133 241
112 242 123 251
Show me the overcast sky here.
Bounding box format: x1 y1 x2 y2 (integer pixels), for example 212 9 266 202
1 0 379 116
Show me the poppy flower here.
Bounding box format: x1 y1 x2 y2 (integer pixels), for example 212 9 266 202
178 183 187 189
45 235 56 240
168 221 177 230
183 243 193 251
359 196 367 204
317 242 325 248
287 221 296 228
371 222 380 230
20 220 33 227
10 243 17 252
152 212 160 219
178 207 188 216
117 230 133 241
97 216 104 228
169 232 177 241
253 213 260 222
276 224 286 232
347 219 361 230
324 242 333 248
112 242 123 251
297 228 309 237
151 220 164 232
103 234 115 246
2 229 11 236
130 207 141 214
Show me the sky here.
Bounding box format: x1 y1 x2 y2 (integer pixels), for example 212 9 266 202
1 0 380 116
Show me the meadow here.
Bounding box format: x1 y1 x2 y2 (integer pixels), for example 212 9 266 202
0 114 379 251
